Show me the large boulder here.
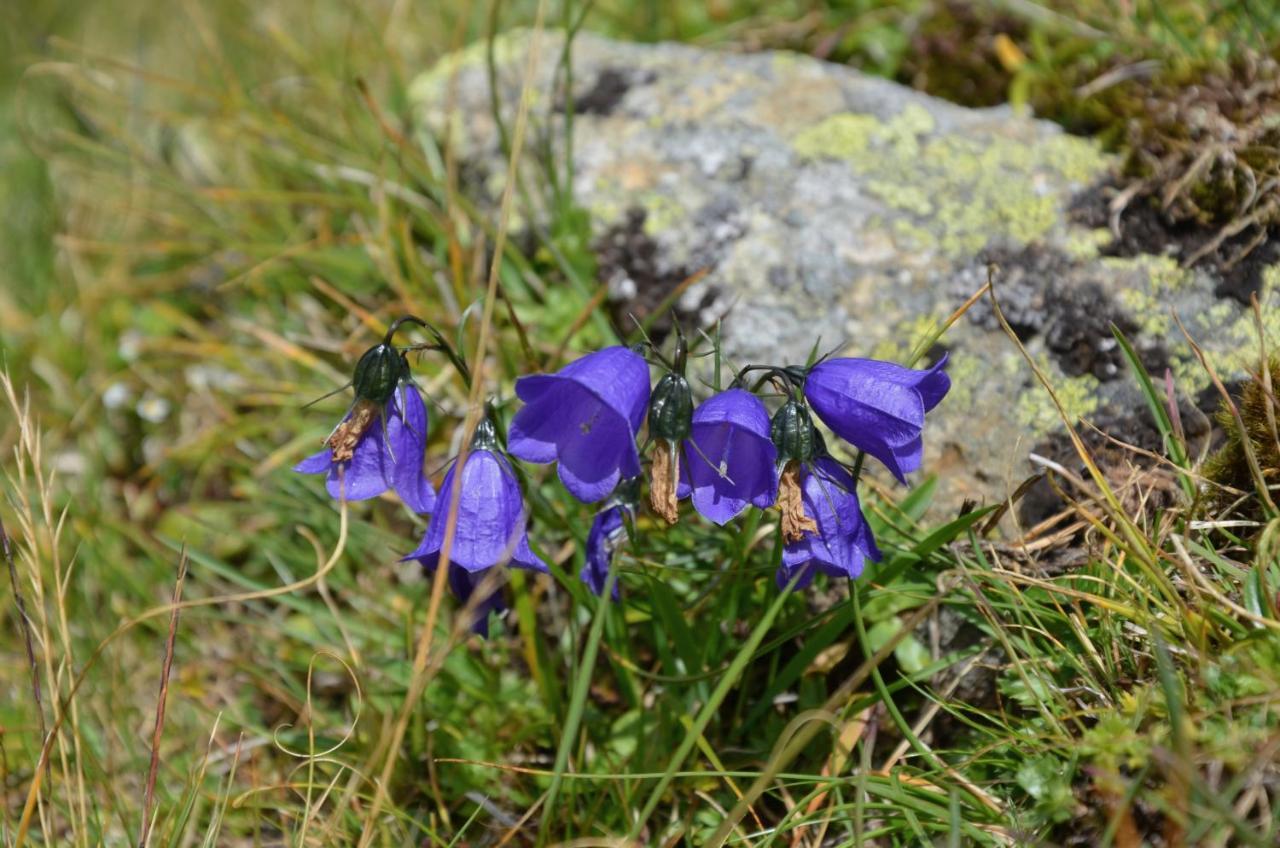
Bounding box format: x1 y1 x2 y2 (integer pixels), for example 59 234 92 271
412 30 1278 509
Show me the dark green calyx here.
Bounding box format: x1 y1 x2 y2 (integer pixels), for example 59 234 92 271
470 417 501 452
615 475 643 506
352 342 409 405
771 400 816 464
648 372 693 442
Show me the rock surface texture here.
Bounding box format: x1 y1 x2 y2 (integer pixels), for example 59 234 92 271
413 31 1278 508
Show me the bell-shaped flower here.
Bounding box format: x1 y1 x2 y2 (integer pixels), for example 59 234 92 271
294 384 435 513
776 457 881 588
406 420 547 634
803 355 950 483
508 346 651 503
442 565 510 637
582 504 629 599
674 389 778 525
407 431 546 576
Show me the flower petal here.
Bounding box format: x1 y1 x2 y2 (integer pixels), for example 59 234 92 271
686 422 777 525
582 505 626 598
915 353 951 412
294 449 333 474
806 359 926 445
555 345 651 431
511 533 549 573
408 450 526 572
506 395 564 464
325 417 391 501
387 386 436 514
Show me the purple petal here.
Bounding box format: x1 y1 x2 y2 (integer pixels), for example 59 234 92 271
511 533 549 573
408 450 528 572
506 395 564 464
554 346 652 431
690 388 771 438
777 459 880 584
806 359 926 444
916 353 951 412
554 401 635 502
685 419 778 525
447 566 506 636
582 505 627 598
324 418 392 501
508 348 648 503
386 386 436 514
776 559 818 590
294 449 333 474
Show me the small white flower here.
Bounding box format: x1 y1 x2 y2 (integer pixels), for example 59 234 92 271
136 394 171 423
103 382 132 410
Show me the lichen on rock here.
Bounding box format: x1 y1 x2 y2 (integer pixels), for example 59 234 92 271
411 30 1271 509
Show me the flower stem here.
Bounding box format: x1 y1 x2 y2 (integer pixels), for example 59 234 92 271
539 564 618 842
628 536 795 839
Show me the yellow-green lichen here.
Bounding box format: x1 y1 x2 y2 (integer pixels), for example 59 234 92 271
867 314 942 362
791 107 1110 256
1062 227 1112 261
640 192 687 235
1015 362 1101 434
867 180 933 216
1194 285 1280 382
791 113 880 160
410 30 529 99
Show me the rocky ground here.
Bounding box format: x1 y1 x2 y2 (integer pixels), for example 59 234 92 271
412 30 1277 513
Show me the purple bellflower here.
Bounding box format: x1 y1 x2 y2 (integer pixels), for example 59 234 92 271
443 567 509 638
407 419 547 634
582 504 629 599
581 476 640 599
672 389 779 525
803 355 950 483
295 333 435 513
776 457 881 588
508 346 651 503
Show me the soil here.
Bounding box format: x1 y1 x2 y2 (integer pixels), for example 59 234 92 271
1071 183 1280 306
969 243 1169 381
593 207 718 341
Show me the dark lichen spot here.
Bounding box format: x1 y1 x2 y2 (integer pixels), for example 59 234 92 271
968 244 1168 380
562 67 652 116
594 208 716 341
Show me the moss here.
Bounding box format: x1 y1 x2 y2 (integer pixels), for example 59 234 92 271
1202 353 1280 515
792 106 1108 256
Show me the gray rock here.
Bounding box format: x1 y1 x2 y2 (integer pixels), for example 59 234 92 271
412 30 1278 510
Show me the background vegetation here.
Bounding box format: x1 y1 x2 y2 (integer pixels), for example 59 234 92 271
2 1 1279 844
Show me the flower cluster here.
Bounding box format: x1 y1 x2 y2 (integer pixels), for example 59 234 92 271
297 317 949 634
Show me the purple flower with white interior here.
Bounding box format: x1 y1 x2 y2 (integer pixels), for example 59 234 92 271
674 389 778 525
508 346 651 503
803 355 950 483
776 457 881 588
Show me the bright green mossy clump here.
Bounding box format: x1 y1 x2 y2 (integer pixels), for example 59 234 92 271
792 105 1108 256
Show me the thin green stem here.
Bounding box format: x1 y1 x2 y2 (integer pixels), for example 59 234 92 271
539 564 619 842
629 538 795 839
